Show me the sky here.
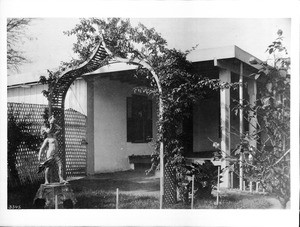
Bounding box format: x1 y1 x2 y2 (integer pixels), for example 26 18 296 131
9 18 291 76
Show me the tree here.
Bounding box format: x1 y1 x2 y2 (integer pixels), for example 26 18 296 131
216 30 290 208
7 18 32 72
249 30 290 208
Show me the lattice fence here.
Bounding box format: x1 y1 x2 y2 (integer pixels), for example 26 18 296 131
7 103 87 188
163 164 177 207
65 108 87 177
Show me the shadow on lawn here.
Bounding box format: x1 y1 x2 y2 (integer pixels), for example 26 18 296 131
71 169 159 193
75 192 159 209
7 170 273 209
72 169 160 209
7 169 159 209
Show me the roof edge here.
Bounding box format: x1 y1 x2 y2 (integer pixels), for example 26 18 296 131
187 45 262 70
8 45 263 86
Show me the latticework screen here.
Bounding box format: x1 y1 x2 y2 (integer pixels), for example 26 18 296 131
7 103 87 187
65 108 87 177
163 164 177 207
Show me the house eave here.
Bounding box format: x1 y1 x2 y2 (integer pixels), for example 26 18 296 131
7 45 263 87
187 45 262 70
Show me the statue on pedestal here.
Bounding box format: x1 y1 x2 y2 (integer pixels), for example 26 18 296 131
38 115 68 184
34 115 76 209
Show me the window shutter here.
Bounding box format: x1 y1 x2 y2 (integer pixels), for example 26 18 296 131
146 99 153 141
127 97 133 142
127 95 153 143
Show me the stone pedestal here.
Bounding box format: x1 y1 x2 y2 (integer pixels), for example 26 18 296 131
34 183 77 209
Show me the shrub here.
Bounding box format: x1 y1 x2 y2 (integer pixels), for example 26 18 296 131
178 160 221 203
7 109 42 185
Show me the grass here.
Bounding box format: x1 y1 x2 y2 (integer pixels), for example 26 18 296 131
7 169 160 209
171 189 272 209
74 190 159 209
7 170 273 209
70 169 160 209
7 183 160 209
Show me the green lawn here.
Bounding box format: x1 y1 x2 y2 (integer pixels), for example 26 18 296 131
75 190 159 209
74 189 272 209
8 170 274 209
70 169 160 209
171 189 272 209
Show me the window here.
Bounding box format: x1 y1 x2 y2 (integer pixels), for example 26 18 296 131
127 95 152 143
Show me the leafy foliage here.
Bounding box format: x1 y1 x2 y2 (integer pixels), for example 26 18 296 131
226 30 290 208
39 70 60 101
7 109 42 185
64 18 167 65
177 161 221 203
63 18 245 202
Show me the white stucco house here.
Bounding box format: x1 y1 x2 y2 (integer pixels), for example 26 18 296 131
7 45 261 188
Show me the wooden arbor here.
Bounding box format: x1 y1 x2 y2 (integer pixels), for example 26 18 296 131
49 42 109 180
49 39 166 208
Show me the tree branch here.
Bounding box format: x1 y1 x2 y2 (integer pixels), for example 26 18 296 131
271 149 290 167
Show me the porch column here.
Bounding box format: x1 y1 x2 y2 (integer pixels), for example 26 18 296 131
248 79 257 149
219 69 231 188
239 63 244 190
86 77 95 175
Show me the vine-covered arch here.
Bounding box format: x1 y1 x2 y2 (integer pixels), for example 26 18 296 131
50 42 109 179
49 39 166 208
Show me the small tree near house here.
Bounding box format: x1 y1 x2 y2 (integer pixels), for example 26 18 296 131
215 30 290 208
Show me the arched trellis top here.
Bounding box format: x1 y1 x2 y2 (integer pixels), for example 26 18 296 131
51 42 109 109
51 39 162 108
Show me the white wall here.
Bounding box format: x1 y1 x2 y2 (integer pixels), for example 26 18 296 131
7 84 48 105
7 79 87 115
93 77 157 173
64 79 87 115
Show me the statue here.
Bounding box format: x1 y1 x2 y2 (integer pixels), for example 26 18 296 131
38 115 68 184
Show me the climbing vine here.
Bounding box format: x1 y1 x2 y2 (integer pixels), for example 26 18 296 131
62 18 232 195
215 30 290 208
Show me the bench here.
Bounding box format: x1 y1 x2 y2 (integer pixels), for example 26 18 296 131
128 155 153 170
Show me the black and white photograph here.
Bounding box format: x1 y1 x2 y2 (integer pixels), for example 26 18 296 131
0 1 299 227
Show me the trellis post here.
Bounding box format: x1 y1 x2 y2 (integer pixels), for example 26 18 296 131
53 107 66 180
158 88 164 209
